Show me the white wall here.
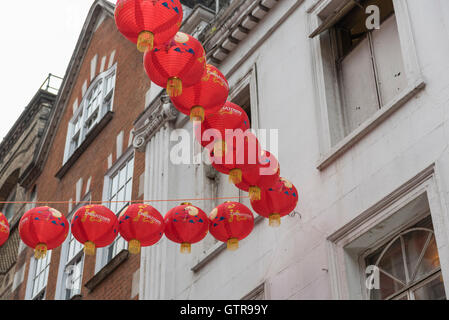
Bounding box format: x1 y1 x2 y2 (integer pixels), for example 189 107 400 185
141 0 449 300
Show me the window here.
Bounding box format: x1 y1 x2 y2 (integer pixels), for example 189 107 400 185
333 0 405 134
309 0 423 168
64 64 117 163
30 252 52 300
63 216 85 300
3 189 16 221
55 198 88 300
106 156 134 262
366 217 445 300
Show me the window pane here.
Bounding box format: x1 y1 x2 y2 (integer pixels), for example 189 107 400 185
127 158 134 180
125 181 132 204
413 274 446 300
403 230 430 281
371 14 407 106
119 166 127 188
370 271 404 300
415 236 440 280
340 37 380 133
117 188 125 209
111 174 118 195
378 238 406 284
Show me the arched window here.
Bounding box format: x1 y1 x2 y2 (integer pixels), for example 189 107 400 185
367 218 446 300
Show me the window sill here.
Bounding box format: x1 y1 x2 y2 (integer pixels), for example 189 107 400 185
84 249 129 292
191 216 264 273
317 79 425 171
55 111 114 179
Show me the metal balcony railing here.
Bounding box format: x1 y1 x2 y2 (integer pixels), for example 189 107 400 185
39 73 63 95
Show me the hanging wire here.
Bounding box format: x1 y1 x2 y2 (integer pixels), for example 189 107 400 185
0 195 249 206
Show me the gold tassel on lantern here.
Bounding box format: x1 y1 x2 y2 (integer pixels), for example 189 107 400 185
180 243 191 254
269 213 281 228
84 241 96 256
167 77 183 97
137 31 154 53
214 140 227 157
34 243 48 260
249 186 261 201
129 239 141 255
227 238 239 251
190 106 205 122
229 169 242 185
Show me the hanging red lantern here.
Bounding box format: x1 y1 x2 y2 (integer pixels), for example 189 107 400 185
209 202 254 251
144 32 206 97
235 150 280 201
118 204 165 254
194 101 250 153
114 0 183 53
171 64 229 122
71 205 119 256
164 203 209 254
251 177 299 227
19 207 69 259
0 212 10 247
209 131 261 185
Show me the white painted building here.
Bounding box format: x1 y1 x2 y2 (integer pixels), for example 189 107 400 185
133 0 449 300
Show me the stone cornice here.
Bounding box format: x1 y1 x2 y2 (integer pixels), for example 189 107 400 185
199 0 280 65
133 96 179 152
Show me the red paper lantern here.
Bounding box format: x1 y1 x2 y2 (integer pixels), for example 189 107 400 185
164 203 209 254
209 131 261 185
209 202 254 251
114 0 183 52
171 64 229 122
118 204 165 254
71 205 119 256
19 207 69 259
235 150 280 201
251 177 299 227
143 32 206 97
0 212 10 247
194 101 250 153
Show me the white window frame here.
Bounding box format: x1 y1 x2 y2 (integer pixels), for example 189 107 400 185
191 65 262 272
308 0 424 170
25 251 52 300
54 196 89 300
95 147 134 273
63 63 117 164
326 165 449 299
363 224 443 300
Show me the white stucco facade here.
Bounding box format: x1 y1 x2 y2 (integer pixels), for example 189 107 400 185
135 0 449 300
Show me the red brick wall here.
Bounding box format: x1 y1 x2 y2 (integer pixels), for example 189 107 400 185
15 14 149 300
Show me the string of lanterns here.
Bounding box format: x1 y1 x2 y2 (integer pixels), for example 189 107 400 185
0 0 299 260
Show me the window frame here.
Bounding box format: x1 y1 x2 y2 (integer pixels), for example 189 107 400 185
95 147 135 273
363 225 444 300
326 165 449 300
63 64 117 164
191 65 263 272
54 195 89 300
308 0 424 170
25 251 52 300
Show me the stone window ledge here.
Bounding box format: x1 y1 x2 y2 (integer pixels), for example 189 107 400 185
317 79 425 171
55 111 114 179
191 216 264 273
85 249 129 292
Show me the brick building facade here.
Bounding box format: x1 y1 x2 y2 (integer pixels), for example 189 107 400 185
3 0 149 300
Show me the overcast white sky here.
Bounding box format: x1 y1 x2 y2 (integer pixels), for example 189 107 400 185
0 0 114 141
